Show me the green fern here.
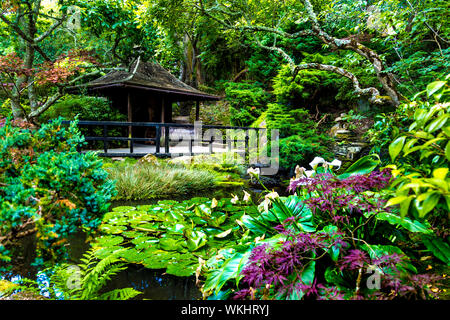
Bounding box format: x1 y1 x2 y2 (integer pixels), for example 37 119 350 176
51 248 141 300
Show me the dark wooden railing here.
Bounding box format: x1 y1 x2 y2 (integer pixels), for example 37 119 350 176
61 120 265 158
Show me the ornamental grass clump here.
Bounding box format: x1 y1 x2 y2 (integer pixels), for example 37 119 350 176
106 161 218 200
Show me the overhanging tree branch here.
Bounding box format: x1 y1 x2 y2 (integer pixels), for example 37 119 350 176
0 12 51 61
195 0 401 106
34 13 67 43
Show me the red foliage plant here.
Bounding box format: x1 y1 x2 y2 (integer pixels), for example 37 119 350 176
34 50 98 86
0 50 97 87
0 53 33 77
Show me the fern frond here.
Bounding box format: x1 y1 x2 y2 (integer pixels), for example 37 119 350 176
98 288 141 301
50 248 138 300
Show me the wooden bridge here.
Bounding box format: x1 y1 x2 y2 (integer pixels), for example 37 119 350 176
62 120 267 158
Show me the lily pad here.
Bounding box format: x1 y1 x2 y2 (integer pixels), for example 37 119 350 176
99 224 127 234
118 248 144 264
112 206 136 212
93 246 123 259
142 250 179 269
95 235 124 247
166 254 198 277
159 237 186 251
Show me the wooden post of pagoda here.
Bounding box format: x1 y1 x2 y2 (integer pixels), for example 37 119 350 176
195 100 200 121
127 91 132 150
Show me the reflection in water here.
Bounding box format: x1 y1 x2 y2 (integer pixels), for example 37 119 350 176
68 231 201 300
104 265 201 300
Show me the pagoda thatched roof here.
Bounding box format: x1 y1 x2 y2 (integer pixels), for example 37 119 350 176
80 57 220 101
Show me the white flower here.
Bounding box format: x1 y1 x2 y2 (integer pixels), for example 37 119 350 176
309 156 326 170
265 191 279 200
230 194 239 204
243 190 251 202
247 167 260 177
329 159 342 169
258 191 279 212
305 170 314 177
309 156 342 172
261 198 270 212
294 165 304 178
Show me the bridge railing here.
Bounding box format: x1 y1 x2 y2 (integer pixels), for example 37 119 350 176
61 120 266 158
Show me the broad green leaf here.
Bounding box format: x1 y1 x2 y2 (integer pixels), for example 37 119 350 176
375 211 432 234
288 261 316 300
422 236 450 265
446 141 450 162
403 138 418 152
269 196 315 232
426 81 446 97
389 136 406 162
166 254 198 277
159 238 185 251
319 225 345 261
93 246 123 259
117 248 144 264
338 154 380 179
185 229 208 251
206 289 232 300
241 214 272 235
95 235 124 247
433 168 449 180
415 192 441 217
324 266 349 289
203 251 251 294
195 204 212 218
112 206 136 212
414 108 428 123
142 250 178 269
400 196 414 218
414 131 434 139
214 228 232 238
426 115 448 133
362 244 417 274
99 224 126 234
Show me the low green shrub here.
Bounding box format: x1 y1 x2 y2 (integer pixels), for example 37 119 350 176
0 118 116 271
266 103 334 169
222 81 271 127
39 95 125 123
384 78 449 248
39 95 127 149
279 135 334 170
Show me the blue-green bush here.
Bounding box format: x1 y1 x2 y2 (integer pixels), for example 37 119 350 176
0 118 116 270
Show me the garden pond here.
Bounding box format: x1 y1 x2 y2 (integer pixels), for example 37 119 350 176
3 186 288 300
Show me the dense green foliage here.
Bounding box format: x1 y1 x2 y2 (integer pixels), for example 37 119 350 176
0 118 116 270
222 81 270 127
0 0 449 302
39 95 125 123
